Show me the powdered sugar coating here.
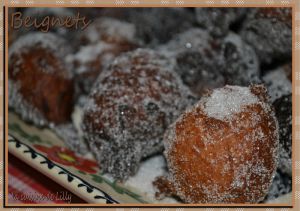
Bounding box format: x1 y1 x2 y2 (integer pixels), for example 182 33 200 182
201 86 259 121
263 67 292 102
125 155 178 203
66 42 114 73
157 85 279 203
9 79 48 127
67 17 139 95
65 42 117 95
222 33 261 86
9 33 72 77
82 49 194 180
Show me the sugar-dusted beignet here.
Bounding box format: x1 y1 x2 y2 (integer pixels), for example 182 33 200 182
154 85 279 203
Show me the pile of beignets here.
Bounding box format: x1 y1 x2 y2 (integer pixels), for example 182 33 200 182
8 7 292 203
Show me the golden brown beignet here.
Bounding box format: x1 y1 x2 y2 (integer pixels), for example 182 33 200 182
155 85 279 203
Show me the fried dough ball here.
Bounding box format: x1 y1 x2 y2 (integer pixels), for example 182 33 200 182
8 32 89 155
159 28 225 97
82 49 194 180
241 8 292 64
159 29 260 97
221 33 261 86
67 17 140 95
9 32 74 126
154 85 279 203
